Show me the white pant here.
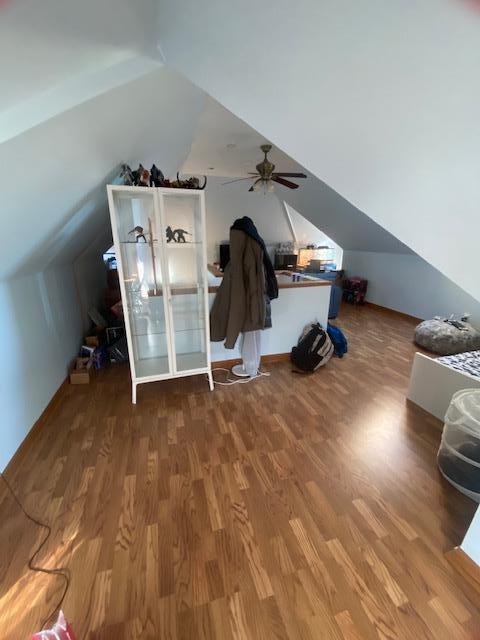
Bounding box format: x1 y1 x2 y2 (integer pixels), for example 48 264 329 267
240 330 262 377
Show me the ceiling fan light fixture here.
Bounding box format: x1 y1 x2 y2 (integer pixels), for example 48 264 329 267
223 145 307 192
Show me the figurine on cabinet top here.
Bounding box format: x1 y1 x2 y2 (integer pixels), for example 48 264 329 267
119 163 207 190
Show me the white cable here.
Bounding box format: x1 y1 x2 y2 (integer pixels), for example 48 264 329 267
209 367 271 386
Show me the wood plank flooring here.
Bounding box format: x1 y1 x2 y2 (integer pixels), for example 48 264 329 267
1 304 479 639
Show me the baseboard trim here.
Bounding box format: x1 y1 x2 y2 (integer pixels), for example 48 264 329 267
405 398 444 431
445 546 480 596
2 377 68 481
212 352 290 369
364 301 422 323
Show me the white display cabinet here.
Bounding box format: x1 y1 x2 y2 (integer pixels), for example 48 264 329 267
107 185 213 403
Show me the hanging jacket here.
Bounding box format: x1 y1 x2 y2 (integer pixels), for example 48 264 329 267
210 229 266 349
264 296 272 329
230 216 278 300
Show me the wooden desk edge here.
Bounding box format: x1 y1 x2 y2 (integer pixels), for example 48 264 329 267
207 264 331 290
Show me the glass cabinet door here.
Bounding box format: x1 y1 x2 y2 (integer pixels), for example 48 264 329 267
110 189 171 379
160 192 208 372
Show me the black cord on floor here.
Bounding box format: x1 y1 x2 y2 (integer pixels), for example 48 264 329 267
0 471 70 630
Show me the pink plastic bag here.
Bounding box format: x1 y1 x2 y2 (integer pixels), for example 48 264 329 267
31 611 76 640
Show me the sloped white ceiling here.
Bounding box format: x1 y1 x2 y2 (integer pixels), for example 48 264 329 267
0 0 162 143
158 0 480 300
0 67 205 279
183 97 410 253
183 97 300 178
3 0 477 289
0 0 159 111
280 170 410 254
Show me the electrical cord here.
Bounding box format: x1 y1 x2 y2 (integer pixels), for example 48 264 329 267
209 367 271 385
0 471 70 630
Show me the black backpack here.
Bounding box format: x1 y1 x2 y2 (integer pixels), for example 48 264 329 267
291 323 334 372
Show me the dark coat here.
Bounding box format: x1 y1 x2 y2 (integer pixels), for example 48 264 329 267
230 217 278 300
210 229 266 349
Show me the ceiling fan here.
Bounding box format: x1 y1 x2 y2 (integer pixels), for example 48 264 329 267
223 144 307 192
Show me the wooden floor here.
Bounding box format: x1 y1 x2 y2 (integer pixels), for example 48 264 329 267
1 304 479 639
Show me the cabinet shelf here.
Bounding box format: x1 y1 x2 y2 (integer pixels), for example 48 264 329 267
176 351 208 372
131 329 166 338
135 356 170 378
120 240 159 245
166 241 200 247
132 326 204 338
125 286 204 297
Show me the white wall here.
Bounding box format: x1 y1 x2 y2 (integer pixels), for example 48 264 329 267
158 0 480 301
461 507 480 566
74 233 111 332
0 267 82 471
286 204 342 268
204 176 340 264
0 0 159 123
208 285 331 361
0 66 205 280
204 177 291 263
343 251 480 325
0 67 206 471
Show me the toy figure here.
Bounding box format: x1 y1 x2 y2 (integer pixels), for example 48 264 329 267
120 164 134 186
172 172 207 189
174 228 191 243
138 165 150 187
165 226 191 242
150 164 165 187
128 226 147 242
166 226 175 243
131 164 141 185
118 165 206 189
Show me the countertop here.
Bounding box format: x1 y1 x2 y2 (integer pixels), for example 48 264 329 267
207 264 331 293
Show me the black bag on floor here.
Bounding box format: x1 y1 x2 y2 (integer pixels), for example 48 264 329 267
291 323 334 372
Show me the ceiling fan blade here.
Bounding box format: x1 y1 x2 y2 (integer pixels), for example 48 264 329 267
272 172 307 178
248 178 263 192
272 176 299 189
222 177 255 185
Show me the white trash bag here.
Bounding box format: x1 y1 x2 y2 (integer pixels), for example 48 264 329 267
437 389 480 502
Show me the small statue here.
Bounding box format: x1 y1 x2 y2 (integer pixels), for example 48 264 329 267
128 226 147 242
137 165 150 187
166 226 191 243
172 172 207 189
131 164 141 185
174 228 191 243
118 165 206 189
166 226 175 243
150 164 165 187
120 164 134 186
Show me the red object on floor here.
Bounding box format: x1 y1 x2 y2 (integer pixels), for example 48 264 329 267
342 277 368 304
31 611 76 640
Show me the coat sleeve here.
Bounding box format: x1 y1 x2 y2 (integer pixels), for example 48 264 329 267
224 229 246 349
209 265 229 342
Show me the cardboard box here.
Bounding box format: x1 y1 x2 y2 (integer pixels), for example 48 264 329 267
84 326 106 347
69 357 93 384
